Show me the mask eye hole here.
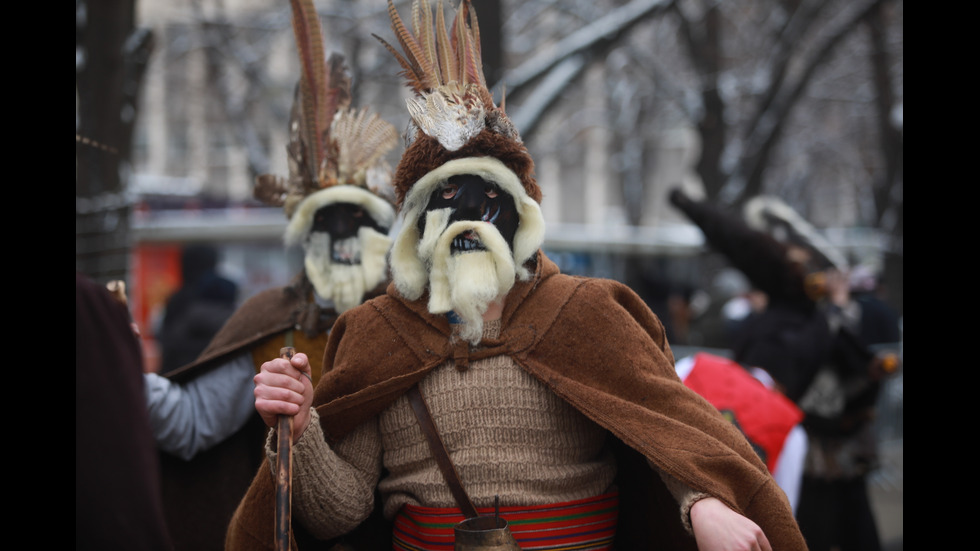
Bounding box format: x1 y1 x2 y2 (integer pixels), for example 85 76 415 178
441 183 459 200
485 184 498 198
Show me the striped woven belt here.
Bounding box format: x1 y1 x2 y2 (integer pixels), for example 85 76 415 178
392 491 619 551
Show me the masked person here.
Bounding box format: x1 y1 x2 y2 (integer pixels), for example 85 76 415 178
735 198 896 551
227 2 805 550
142 5 400 547
670 188 899 551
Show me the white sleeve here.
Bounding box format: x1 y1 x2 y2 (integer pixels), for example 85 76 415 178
144 352 257 461
771 425 808 515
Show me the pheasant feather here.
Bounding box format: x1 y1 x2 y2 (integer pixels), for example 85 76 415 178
253 0 397 216
377 0 499 151
290 0 327 178
434 0 454 84
333 107 399 186
414 0 441 84
384 0 434 91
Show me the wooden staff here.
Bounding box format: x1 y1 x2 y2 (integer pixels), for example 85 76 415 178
276 346 297 551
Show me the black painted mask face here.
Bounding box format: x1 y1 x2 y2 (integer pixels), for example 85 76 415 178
311 202 388 263
418 174 519 251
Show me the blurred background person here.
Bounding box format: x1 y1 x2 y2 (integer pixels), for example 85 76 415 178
670 189 900 551
155 242 238 375
791 262 899 551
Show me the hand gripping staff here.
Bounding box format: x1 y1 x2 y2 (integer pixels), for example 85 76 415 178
276 346 297 551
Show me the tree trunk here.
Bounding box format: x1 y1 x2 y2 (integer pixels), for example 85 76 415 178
76 0 153 284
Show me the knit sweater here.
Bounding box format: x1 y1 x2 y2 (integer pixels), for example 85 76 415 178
276 319 627 540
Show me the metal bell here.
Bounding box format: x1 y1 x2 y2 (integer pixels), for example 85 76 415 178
453 516 521 551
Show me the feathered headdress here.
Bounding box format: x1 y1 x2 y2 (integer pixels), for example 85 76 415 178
374 0 540 208
254 0 399 223
378 0 547 291
668 188 818 310
742 195 847 273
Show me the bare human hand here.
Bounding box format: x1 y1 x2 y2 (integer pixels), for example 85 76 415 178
254 352 314 442
690 497 772 551
824 268 851 307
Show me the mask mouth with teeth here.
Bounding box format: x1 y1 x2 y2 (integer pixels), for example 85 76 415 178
452 229 487 253
330 236 362 265
303 226 391 313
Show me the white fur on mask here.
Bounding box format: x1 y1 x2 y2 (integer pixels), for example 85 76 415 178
424 218 516 344
304 226 392 313
285 186 396 248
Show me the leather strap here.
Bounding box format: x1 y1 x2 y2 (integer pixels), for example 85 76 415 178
406 384 479 518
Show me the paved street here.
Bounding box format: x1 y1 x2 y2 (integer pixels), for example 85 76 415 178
870 438 903 551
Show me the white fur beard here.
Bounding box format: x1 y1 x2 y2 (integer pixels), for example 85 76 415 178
304 228 392 313
425 220 517 345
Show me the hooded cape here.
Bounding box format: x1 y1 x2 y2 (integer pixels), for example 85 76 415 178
227 252 806 550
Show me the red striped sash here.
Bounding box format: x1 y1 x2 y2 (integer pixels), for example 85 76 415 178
392 491 619 551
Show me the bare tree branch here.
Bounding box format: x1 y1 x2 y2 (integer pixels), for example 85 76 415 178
670 0 726 198
496 0 673 98
507 54 588 137
76 0 153 281
728 0 886 205
744 0 830 152
192 3 283 179
866 1 902 229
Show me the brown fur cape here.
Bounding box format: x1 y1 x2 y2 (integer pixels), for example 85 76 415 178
226 252 807 550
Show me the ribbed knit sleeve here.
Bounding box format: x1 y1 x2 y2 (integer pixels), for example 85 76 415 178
265 408 383 540
656 464 709 534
